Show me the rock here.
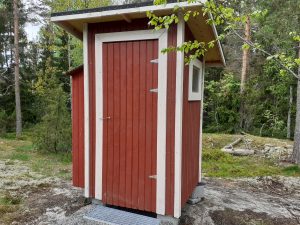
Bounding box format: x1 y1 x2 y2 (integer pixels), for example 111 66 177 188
222 148 255 156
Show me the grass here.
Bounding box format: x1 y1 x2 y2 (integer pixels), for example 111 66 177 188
202 133 300 178
0 134 72 180
0 131 299 180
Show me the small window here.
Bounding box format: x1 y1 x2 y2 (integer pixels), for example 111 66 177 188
189 59 203 101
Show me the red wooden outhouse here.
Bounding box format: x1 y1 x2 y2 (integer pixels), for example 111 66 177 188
52 1 225 219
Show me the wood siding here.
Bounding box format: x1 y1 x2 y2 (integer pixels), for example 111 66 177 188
181 26 201 207
165 24 177 216
71 68 85 188
102 40 158 212
88 19 178 215
88 19 151 198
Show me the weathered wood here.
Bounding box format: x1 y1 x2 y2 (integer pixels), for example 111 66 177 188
223 137 243 150
222 148 255 156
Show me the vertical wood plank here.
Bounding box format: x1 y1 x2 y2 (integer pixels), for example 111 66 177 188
106 42 114 204
138 40 147 210
119 42 127 207
79 73 84 187
132 41 140 209
112 42 121 206
125 41 133 208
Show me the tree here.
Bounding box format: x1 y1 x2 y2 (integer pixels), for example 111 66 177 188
13 0 22 137
148 0 300 164
293 44 300 163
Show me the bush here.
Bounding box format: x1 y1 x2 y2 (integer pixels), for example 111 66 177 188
0 109 8 135
33 68 71 153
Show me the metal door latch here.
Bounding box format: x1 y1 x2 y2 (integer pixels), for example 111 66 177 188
148 175 157 179
100 117 111 120
150 59 159 64
149 88 158 93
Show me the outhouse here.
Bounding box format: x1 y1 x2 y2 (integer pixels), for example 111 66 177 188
51 0 225 219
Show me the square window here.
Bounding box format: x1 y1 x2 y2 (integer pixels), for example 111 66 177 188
188 59 203 101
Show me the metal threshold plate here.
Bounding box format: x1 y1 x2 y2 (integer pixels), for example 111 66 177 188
84 205 161 225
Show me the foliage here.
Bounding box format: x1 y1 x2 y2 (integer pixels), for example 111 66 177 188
204 73 240 133
33 61 71 153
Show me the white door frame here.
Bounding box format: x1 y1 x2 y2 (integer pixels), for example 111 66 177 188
94 29 168 215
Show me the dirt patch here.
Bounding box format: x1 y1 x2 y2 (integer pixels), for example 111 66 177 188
180 177 300 225
210 208 297 225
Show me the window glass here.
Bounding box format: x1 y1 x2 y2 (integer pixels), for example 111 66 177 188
192 66 200 93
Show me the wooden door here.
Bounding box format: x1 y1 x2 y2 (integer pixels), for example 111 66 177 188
102 40 158 213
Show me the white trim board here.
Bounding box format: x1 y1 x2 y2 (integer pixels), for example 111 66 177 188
94 29 168 215
173 16 185 219
83 23 90 198
199 60 205 182
51 2 205 22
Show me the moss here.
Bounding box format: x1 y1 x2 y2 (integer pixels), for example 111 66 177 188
282 165 300 176
202 148 286 178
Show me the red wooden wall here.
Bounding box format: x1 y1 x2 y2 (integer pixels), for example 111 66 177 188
88 19 178 216
165 24 177 216
102 40 158 212
181 26 201 207
71 66 85 188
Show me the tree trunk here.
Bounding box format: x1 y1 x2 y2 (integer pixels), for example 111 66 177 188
292 43 300 164
287 86 293 139
13 0 22 137
239 15 251 129
240 15 251 94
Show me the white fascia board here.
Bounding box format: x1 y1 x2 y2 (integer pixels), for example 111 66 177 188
51 1 205 22
208 12 226 67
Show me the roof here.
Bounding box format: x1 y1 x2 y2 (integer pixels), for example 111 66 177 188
65 65 83 76
51 1 225 66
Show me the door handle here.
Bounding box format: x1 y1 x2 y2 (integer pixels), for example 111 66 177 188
148 175 157 179
100 117 111 120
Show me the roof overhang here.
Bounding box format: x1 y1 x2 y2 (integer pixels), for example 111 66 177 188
51 1 225 67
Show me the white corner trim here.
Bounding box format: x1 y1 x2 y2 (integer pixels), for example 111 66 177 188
94 29 168 215
188 59 203 101
51 2 204 22
94 33 103 201
174 16 185 219
156 29 168 215
83 23 90 198
199 60 205 182
208 12 226 66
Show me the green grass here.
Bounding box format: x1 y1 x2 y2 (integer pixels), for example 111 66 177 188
282 165 300 176
0 193 21 206
0 136 72 180
202 149 283 177
202 133 299 178
10 152 30 161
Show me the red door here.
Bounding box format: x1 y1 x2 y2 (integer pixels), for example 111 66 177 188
102 40 158 212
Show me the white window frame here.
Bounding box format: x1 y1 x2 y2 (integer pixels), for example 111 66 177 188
94 29 168 215
188 59 203 101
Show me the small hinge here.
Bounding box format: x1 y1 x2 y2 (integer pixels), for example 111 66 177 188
150 59 159 64
149 88 158 93
149 175 157 179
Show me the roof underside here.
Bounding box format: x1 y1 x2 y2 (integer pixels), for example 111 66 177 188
51 1 225 66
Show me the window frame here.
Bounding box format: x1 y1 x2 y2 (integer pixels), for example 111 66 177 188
188 58 203 101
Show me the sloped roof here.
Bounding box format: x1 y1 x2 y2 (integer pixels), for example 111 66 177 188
51 1 225 66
